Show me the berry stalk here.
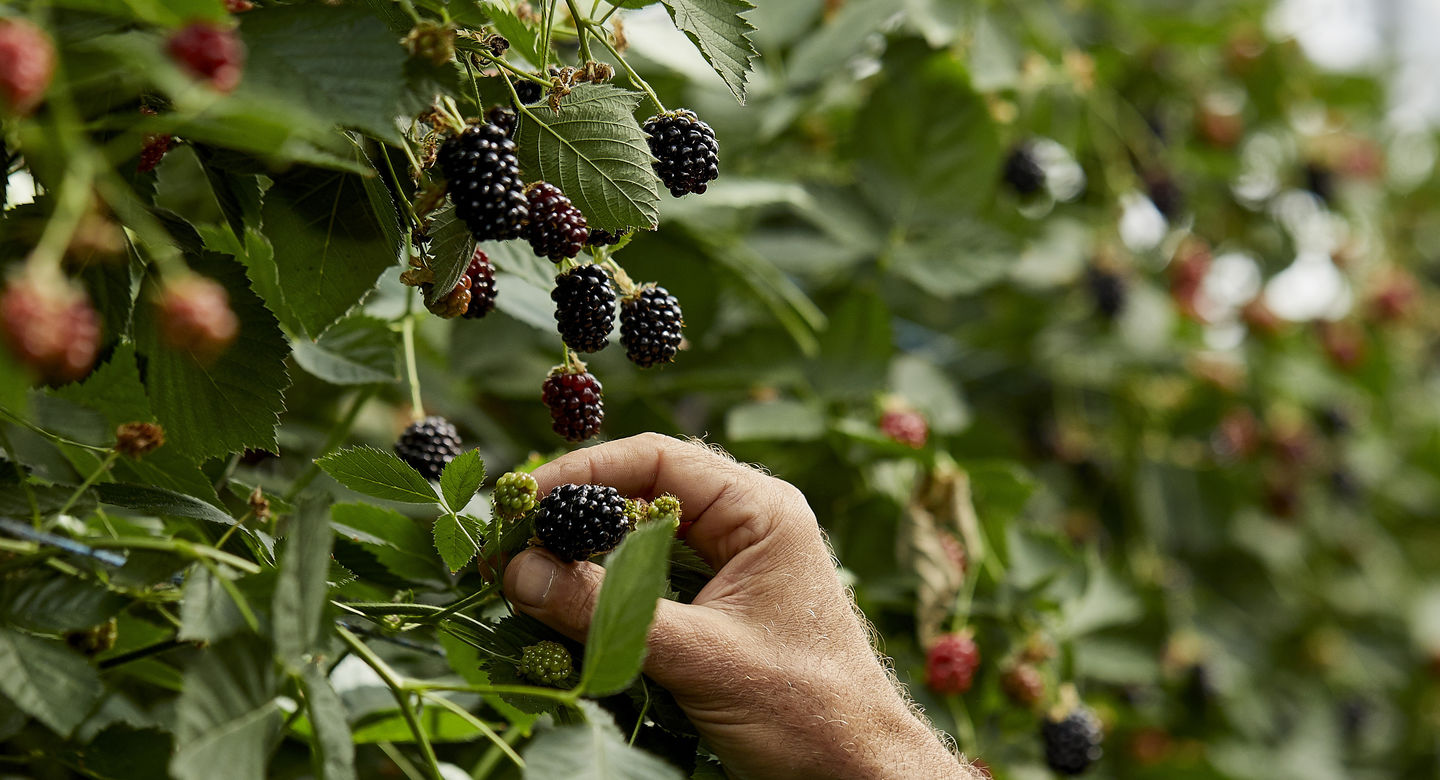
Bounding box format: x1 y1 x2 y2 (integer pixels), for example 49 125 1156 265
401 295 426 421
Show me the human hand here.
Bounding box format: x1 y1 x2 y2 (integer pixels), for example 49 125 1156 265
502 433 977 779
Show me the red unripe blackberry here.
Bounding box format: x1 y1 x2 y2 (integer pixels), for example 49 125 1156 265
1001 662 1045 707
157 276 239 360
620 285 682 368
0 277 100 384
462 249 497 319
137 130 174 173
552 265 614 353
394 416 463 481
523 182 588 261
167 23 245 93
438 122 528 242
1041 706 1104 775
1003 143 1046 196
925 632 980 695
880 408 928 448
541 366 603 442
0 19 55 116
533 482 628 561
642 109 719 197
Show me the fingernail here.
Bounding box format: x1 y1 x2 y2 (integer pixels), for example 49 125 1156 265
511 551 558 607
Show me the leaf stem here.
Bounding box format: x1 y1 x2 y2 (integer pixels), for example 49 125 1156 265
402 307 425 421
588 24 664 114
564 0 593 63
85 536 262 575
55 451 118 518
336 625 445 780
421 692 525 770
0 406 111 453
98 637 186 670
414 581 500 625
406 681 580 707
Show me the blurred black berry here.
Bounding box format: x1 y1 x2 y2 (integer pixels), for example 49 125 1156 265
1042 706 1104 775
394 416 463 480
1085 265 1127 320
1003 143 1046 196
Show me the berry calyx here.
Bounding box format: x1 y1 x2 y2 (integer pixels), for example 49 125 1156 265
643 109 720 197
552 265 615 354
1003 143 1046 196
394 416 463 481
880 408 928 448
620 285 683 368
925 631 981 695
493 471 539 520
425 275 472 319
157 276 239 360
541 366 604 442
438 122 528 242
0 19 55 116
533 482 629 562
523 182 588 261
0 275 100 385
518 640 573 687
167 22 245 93
1041 705 1104 775
115 422 165 459
1000 662 1045 708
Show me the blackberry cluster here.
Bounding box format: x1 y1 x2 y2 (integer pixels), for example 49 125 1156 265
541 367 604 442
1041 706 1104 775
523 182 588 260
493 471 539 519
1003 143 1046 196
462 249 498 319
394 416 463 481
534 482 628 561
552 265 614 353
438 122 528 242
643 109 719 197
620 286 683 368
1084 265 1126 320
519 640 572 686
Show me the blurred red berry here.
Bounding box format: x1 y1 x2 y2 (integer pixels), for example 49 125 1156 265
1318 320 1366 372
0 276 100 384
0 19 55 116
157 276 239 360
1169 239 1211 320
168 22 245 93
880 408 928 448
223 0 254 12
926 631 980 695
1000 662 1045 707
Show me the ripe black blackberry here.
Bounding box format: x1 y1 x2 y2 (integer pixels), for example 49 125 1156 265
1041 706 1104 775
533 482 628 561
552 265 614 353
1003 143 1046 196
485 105 517 138
620 285 683 368
514 77 543 105
438 121 527 242
1084 265 1126 320
523 181 588 260
394 416 463 480
1304 161 1335 204
541 366 603 441
642 109 719 197
586 228 629 247
462 249 497 319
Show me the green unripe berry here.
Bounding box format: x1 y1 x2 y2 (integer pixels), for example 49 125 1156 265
649 494 682 525
623 497 649 530
493 471 539 519
519 640 573 687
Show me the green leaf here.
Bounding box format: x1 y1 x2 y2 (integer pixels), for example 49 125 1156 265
420 204 477 310
51 0 228 27
262 154 401 338
274 504 334 668
661 0 759 104
135 253 291 460
439 449 486 512
317 446 439 504
239 5 408 145
433 512 485 573
179 567 249 643
0 573 128 633
580 522 673 696
171 637 281 780
888 355 970 435
514 84 663 232
331 503 443 583
807 290 892 400
522 700 683 779
95 483 236 526
485 7 543 68
291 315 400 386
0 627 104 737
725 400 825 441
300 665 357 780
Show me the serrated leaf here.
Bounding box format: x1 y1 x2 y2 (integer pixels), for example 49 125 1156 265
292 315 399 386
661 0 758 103
179 567 248 643
331 503 443 583
274 504 334 667
171 637 281 780
433 512 485 572
0 627 103 737
439 449 485 512
95 483 236 525
515 84 662 232
300 665 357 780
0 572 128 633
420 204 477 310
581 522 673 696
317 446 439 504
522 700 683 779
136 254 291 460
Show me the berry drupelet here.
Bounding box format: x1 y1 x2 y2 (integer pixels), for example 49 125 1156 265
438 122 528 242
643 109 720 197
463 249 498 319
552 265 615 353
619 285 683 368
534 483 629 561
523 182 588 261
519 640 573 686
541 367 604 441
1042 706 1104 775
394 416 463 481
